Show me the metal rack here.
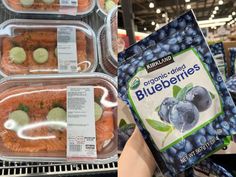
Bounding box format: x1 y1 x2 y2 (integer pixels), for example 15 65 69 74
0 161 117 176
0 1 117 176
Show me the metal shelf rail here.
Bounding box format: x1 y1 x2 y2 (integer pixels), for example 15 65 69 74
0 161 117 176
0 1 117 176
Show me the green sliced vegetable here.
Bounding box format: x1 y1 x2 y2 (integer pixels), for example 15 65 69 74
9 110 30 126
20 0 34 7
33 48 49 64
42 0 55 4
55 47 58 57
105 0 116 11
47 107 66 130
95 102 103 121
176 83 193 101
146 119 172 132
173 85 182 98
9 47 26 64
47 107 66 122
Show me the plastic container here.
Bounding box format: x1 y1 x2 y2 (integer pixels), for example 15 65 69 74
0 19 98 77
0 73 117 163
106 6 118 67
96 0 118 17
98 25 116 76
2 0 95 16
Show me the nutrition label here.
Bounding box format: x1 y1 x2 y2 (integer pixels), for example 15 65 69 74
57 27 78 73
67 86 97 160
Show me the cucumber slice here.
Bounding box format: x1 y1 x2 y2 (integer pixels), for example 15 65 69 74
9 47 26 64
33 48 49 64
9 110 30 126
47 107 66 122
105 0 116 11
42 0 55 4
55 47 58 57
20 0 34 7
95 102 103 121
47 107 66 130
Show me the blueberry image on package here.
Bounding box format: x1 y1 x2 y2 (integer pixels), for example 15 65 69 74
118 10 236 175
158 97 178 123
185 86 212 112
169 101 199 132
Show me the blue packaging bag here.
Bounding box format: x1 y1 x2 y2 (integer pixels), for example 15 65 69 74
118 10 236 174
209 42 228 78
229 48 236 77
209 42 226 60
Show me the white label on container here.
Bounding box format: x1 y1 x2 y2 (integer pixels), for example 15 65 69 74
60 0 78 6
57 27 78 73
59 0 78 15
67 86 97 160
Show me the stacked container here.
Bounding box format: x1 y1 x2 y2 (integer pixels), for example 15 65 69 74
0 19 98 76
2 0 96 16
98 7 118 76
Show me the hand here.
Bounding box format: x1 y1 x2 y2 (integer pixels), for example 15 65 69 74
118 127 157 177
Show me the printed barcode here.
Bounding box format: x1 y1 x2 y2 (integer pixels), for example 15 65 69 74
69 145 82 152
60 65 68 71
60 0 77 5
71 0 77 5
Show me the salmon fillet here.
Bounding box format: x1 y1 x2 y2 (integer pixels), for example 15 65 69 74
1 30 88 75
6 0 92 12
0 85 115 153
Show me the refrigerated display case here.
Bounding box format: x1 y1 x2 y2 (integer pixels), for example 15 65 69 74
0 1 117 176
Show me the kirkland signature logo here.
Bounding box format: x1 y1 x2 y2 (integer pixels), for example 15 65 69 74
145 54 174 73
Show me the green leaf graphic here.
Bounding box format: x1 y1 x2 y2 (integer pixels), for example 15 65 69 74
119 119 127 128
146 119 172 132
162 129 173 147
173 85 182 97
176 83 193 101
210 92 215 99
155 105 160 112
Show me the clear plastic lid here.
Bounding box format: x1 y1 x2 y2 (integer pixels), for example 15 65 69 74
98 25 117 76
2 0 95 15
96 0 118 17
106 6 118 67
0 19 97 77
0 73 117 163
